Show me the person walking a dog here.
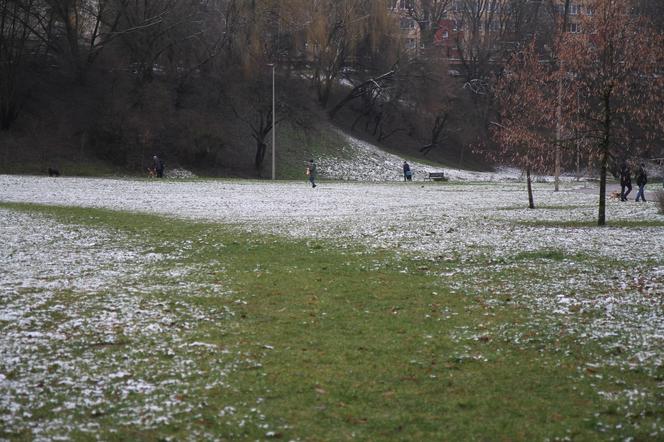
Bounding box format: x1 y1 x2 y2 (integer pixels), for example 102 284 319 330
306 159 317 188
619 162 632 201
403 161 412 181
153 155 165 178
635 163 648 202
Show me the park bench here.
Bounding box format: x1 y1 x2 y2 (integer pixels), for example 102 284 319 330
427 172 448 181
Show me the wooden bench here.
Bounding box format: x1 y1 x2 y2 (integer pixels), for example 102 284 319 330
427 172 448 181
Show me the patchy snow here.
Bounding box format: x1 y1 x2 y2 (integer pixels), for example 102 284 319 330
0 209 242 439
165 167 197 179
0 165 662 438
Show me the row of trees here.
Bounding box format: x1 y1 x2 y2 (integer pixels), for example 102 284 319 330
0 0 585 159
492 0 664 225
0 0 408 168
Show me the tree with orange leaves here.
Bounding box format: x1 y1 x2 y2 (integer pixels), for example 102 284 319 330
492 40 557 209
493 0 664 224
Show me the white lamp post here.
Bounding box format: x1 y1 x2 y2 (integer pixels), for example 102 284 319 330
270 63 276 180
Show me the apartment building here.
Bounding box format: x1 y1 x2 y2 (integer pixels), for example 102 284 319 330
555 1 595 34
388 0 421 52
390 1 596 60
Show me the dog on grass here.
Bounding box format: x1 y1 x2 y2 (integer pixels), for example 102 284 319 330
609 190 621 200
147 167 157 178
48 167 60 177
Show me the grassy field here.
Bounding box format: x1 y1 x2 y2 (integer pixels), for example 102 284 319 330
1 202 662 441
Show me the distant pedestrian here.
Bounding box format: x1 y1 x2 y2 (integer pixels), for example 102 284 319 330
403 161 412 181
635 163 648 202
619 162 632 201
153 155 164 178
306 159 317 188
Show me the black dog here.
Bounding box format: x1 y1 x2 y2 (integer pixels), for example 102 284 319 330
48 167 60 177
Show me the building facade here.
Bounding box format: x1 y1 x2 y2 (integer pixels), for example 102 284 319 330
390 1 597 62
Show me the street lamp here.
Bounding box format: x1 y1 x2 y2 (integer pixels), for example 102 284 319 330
268 63 276 180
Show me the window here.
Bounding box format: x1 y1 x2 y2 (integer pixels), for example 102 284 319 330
389 0 411 10
442 30 449 39
569 4 580 15
566 22 581 33
400 18 415 29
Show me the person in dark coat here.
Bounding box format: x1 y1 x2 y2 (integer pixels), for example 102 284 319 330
619 162 632 201
306 159 317 188
635 163 648 202
403 161 412 181
153 155 164 178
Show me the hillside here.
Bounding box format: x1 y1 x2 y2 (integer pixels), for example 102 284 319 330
0 68 491 179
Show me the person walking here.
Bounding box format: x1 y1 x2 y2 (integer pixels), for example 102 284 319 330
619 162 632 201
403 161 412 181
635 163 648 202
306 159 317 188
153 155 165 178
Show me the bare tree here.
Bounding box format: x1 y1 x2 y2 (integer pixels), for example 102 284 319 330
328 69 395 119
453 0 553 82
300 0 395 107
229 73 287 173
111 0 208 86
0 0 35 129
40 0 122 81
403 0 452 48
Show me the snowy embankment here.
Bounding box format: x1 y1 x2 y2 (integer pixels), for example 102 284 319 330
320 130 663 183
319 130 566 182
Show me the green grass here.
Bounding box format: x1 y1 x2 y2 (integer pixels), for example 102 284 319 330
0 156 121 177
511 249 570 261
1 202 662 440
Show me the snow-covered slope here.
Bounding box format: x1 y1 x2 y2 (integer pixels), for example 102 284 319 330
317 131 520 182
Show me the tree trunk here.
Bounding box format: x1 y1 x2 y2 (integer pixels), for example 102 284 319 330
318 77 332 107
576 143 581 179
598 151 608 226
555 62 563 191
526 167 535 209
598 91 612 226
255 141 267 171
